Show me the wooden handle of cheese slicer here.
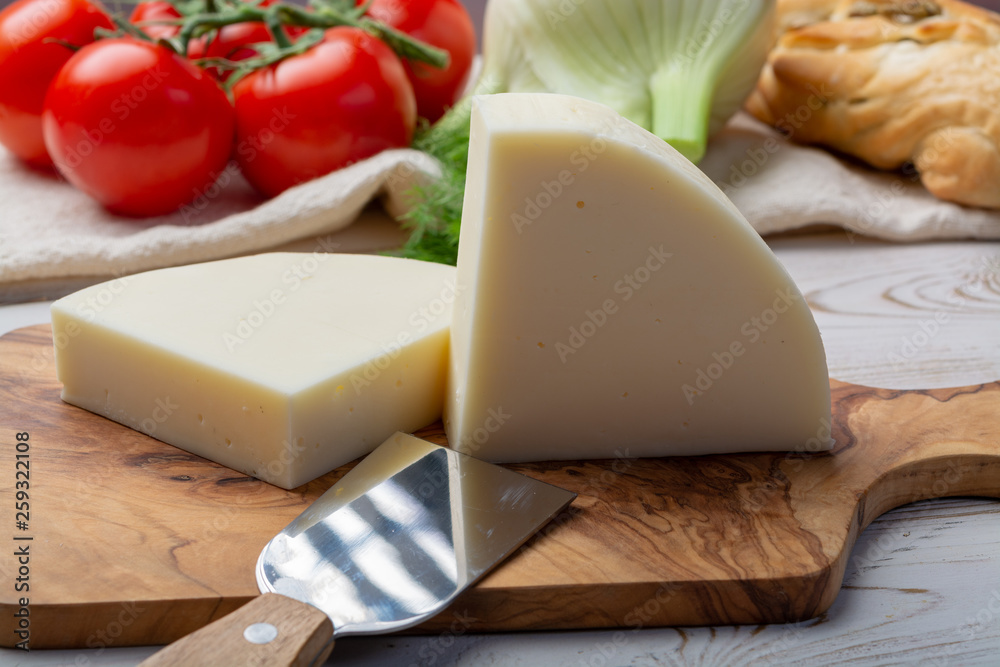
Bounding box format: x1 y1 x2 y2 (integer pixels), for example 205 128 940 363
138 593 335 667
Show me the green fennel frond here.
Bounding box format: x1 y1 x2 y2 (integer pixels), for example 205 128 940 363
396 97 474 265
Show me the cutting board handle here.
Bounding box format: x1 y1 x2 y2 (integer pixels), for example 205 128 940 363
137 593 334 667
825 380 1000 525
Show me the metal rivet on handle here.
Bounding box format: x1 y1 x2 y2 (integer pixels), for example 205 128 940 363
243 622 279 644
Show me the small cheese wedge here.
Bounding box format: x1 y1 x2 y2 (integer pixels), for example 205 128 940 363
51 253 456 489
445 93 832 462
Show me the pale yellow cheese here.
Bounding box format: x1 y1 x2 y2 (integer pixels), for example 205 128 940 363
445 93 832 462
51 253 457 489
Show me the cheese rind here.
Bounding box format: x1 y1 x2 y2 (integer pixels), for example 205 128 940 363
445 93 832 462
52 253 456 489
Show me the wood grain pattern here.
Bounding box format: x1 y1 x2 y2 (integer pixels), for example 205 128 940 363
0 324 997 649
772 235 1000 390
323 498 1000 667
137 594 334 667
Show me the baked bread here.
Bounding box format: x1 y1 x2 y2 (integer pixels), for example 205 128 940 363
745 0 1000 209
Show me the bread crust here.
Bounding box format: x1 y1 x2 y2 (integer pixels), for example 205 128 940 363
746 0 1000 209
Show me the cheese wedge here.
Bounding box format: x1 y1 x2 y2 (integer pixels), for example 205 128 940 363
445 93 832 462
51 253 456 489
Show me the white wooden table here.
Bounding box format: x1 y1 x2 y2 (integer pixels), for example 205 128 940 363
1 232 997 666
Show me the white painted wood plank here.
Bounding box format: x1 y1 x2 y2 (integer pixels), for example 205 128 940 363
769 234 1000 390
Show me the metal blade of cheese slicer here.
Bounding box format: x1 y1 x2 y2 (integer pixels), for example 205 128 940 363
139 432 576 667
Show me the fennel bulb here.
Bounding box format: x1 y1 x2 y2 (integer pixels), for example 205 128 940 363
399 0 776 265
476 0 775 164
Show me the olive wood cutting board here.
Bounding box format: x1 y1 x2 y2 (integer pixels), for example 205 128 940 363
1 324 998 649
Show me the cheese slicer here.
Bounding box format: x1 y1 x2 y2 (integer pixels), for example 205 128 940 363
138 432 576 666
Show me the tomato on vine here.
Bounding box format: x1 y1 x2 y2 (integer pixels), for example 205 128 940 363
42 37 235 217
359 0 475 122
5 0 452 215
0 0 112 166
232 26 416 198
194 19 274 61
128 1 183 39
130 0 304 79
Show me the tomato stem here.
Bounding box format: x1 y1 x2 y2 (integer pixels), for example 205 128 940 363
109 13 157 44
171 0 447 68
265 8 292 49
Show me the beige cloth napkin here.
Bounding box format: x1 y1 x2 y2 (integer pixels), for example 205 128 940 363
0 148 439 292
2 111 998 298
699 113 1000 240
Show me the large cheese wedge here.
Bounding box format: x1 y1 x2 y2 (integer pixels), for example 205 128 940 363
445 93 832 462
51 253 456 489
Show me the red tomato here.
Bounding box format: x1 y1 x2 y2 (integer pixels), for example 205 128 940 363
359 0 475 122
128 1 181 40
0 0 112 166
232 27 416 198
42 38 235 217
